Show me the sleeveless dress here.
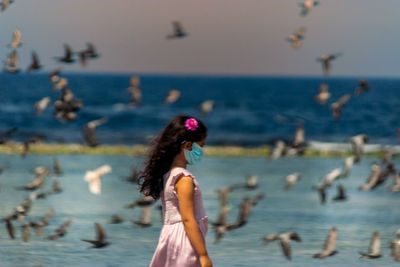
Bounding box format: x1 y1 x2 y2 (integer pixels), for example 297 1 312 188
149 167 208 267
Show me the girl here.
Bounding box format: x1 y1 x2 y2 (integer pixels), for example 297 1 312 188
139 114 213 267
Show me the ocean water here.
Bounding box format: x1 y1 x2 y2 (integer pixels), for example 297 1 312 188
0 73 399 146
0 154 400 266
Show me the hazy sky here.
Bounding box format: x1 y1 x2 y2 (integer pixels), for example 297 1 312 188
1 0 400 76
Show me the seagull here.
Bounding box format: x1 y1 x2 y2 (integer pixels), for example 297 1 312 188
292 124 306 154
126 167 140 183
34 97 51 116
55 44 75 63
125 195 155 209
127 76 141 107
313 83 330 104
329 94 351 119
82 223 110 248
133 206 152 227
8 29 21 48
359 163 382 191
270 140 287 161
1 0 13 12
262 232 302 260
22 135 46 158
285 172 301 190
85 43 100 58
15 166 49 191
109 215 124 224
313 227 338 258
84 165 112 195
29 209 54 236
341 156 355 178
47 218 73 240
286 27 306 49
21 223 30 242
317 168 342 189
346 134 369 163
163 89 181 104
298 0 319 16
391 230 400 262
332 184 347 201
166 21 188 39
53 158 63 176
316 53 342 76
3 50 20 73
359 232 382 259
27 52 42 72
354 80 370 96
83 117 108 147
199 100 215 117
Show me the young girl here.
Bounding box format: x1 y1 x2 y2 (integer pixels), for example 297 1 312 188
139 114 213 267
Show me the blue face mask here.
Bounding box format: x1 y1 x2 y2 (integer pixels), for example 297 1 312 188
184 142 204 165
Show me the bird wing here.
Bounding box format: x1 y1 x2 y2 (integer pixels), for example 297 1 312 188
142 206 152 224
173 21 184 34
324 229 337 252
95 223 106 242
370 233 381 255
89 177 101 195
279 238 292 260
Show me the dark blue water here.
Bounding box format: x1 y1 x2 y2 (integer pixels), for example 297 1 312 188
1 73 399 146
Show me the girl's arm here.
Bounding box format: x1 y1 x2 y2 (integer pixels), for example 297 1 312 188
175 176 212 267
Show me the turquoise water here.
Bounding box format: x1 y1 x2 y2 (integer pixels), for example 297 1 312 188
0 154 400 266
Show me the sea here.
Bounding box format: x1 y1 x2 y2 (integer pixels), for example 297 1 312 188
0 154 400 266
0 73 399 147
1 73 400 266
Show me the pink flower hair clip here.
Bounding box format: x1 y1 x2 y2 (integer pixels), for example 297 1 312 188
185 118 199 131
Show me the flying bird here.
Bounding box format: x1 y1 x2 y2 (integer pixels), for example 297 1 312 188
391 230 400 262
47 218 73 240
133 206 152 227
82 223 111 248
127 76 141 107
316 53 342 76
85 43 100 58
346 134 369 163
1 0 13 12
313 83 330 104
27 52 42 72
3 50 20 73
55 44 75 63
359 232 382 259
354 80 370 96
84 165 112 195
29 209 54 236
199 100 215 117
262 232 302 260
286 27 306 49
359 163 382 192
285 172 301 190
15 166 49 190
164 89 181 104
298 0 319 16
34 97 51 116
83 117 108 147
166 21 188 39
329 94 351 120
8 29 21 48
313 227 338 258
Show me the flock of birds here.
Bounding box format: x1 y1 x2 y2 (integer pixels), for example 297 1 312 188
1 0 400 265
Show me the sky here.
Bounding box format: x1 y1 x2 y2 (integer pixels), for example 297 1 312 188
1 0 400 76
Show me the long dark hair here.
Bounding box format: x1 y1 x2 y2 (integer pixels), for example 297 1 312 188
138 114 207 199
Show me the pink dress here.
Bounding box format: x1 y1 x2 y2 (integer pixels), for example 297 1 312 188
149 167 208 267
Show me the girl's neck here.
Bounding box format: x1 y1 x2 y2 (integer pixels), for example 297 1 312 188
171 153 187 169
